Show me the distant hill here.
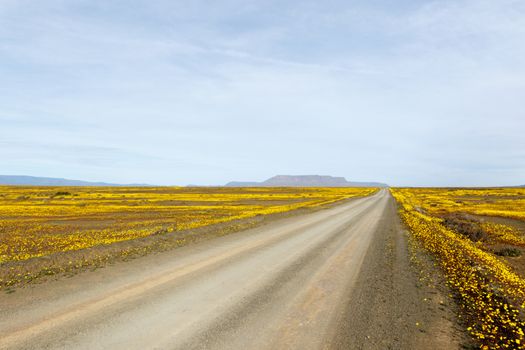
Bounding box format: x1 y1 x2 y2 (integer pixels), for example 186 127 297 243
0 175 150 187
225 175 388 188
224 181 261 187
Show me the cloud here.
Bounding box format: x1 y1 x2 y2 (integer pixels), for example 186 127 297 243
0 0 524 186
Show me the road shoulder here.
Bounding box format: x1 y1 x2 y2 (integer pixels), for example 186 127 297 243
328 194 466 349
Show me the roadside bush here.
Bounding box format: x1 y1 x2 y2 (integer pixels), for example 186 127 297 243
442 213 487 242
53 191 72 197
496 247 522 257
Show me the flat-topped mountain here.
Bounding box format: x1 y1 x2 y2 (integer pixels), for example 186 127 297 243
225 175 388 188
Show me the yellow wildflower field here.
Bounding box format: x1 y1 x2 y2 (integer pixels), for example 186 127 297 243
0 186 375 283
392 188 525 349
395 187 525 221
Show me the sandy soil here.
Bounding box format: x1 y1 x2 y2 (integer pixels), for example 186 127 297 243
0 190 461 349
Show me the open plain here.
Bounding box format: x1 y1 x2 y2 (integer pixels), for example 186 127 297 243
0 189 461 349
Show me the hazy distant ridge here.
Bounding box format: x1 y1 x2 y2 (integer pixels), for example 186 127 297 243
0 175 149 187
225 181 261 187
225 175 388 188
1 174 388 187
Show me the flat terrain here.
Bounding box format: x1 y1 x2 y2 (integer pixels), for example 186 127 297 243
0 189 459 349
392 188 525 348
0 186 374 287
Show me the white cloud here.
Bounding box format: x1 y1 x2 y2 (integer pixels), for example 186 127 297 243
0 0 524 186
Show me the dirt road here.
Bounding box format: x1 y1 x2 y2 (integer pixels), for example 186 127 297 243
0 189 459 349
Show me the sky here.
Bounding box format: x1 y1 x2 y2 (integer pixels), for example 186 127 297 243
0 0 524 186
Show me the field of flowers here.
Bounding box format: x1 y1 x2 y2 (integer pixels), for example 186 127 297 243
0 186 375 287
392 188 525 349
394 188 525 221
